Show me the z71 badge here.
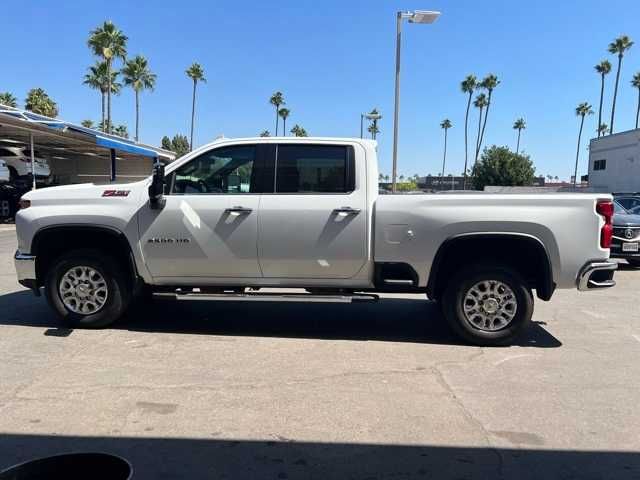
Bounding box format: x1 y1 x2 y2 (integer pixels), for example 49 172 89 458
102 190 130 197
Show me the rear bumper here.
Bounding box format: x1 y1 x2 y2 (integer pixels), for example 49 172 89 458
577 260 617 291
14 250 39 293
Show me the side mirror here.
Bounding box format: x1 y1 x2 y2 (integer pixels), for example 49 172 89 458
148 162 166 209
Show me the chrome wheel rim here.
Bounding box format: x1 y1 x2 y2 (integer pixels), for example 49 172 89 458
462 280 517 332
58 266 108 315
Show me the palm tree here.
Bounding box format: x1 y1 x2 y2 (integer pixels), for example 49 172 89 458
278 108 290 136
185 63 206 151
84 61 121 130
25 88 58 117
87 21 127 134
114 124 129 139
81 119 95 128
594 60 612 137
367 108 381 140
83 62 104 126
513 118 526 154
632 72 640 129
460 74 477 189
259 130 271 137
440 119 452 185
476 74 500 160
0 92 17 107
269 92 285 135
384 174 390 182
378 173 384 182
574 102 594 186
290 124 308 137
597 123 609 136
608 35 634 133
122 55 157 142
98 119 112 133
473 93 488 167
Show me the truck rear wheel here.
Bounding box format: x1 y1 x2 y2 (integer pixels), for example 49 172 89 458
44 249 130 328
442 264 533 346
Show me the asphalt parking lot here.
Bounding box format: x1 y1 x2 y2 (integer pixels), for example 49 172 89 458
1 225 639 479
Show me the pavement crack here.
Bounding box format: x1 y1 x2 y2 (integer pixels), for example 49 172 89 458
431 350 505 479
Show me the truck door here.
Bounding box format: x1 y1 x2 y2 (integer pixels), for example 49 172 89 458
258 143 368 279
138 144 268 279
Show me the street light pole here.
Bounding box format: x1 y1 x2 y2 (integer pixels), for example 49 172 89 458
391 12 403 193
390 10 441 193
361 110 383 140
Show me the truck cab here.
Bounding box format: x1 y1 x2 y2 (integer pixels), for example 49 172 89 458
138 138 375 287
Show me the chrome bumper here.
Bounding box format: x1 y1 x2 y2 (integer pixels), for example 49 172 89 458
14 251 38 292
577 261 617 291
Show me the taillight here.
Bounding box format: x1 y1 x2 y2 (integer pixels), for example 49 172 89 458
596 200 613 249
18 199 31 210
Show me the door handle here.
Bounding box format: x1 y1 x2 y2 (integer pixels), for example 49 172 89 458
225 206 253 214
333 206 361 215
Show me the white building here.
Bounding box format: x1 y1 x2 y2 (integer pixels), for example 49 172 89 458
588 128 640 193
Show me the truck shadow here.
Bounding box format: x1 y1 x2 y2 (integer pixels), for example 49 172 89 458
0 289 561 348
0 434 638 480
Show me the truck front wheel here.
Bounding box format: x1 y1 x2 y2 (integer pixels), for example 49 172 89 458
44 249 130 328
442 265 533 346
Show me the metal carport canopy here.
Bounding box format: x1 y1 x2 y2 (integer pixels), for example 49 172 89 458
0 105 175 184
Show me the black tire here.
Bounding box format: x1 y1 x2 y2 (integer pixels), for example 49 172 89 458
44 249 131 328
627 258 640 268
442 264 534 346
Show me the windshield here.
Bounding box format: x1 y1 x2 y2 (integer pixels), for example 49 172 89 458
614 201 628 215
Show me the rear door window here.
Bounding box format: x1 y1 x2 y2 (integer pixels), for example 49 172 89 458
275 144 354 193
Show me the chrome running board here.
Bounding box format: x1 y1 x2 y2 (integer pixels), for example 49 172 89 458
153 292 379 303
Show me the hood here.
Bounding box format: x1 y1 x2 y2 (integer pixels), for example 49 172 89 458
613 212 640 227
21 180 148 204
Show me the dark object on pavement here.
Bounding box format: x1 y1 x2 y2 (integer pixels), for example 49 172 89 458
0 452 132 480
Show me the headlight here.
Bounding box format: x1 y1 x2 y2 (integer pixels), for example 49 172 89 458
18 199 31 210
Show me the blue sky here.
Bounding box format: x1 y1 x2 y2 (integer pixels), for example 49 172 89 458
3 0 640 179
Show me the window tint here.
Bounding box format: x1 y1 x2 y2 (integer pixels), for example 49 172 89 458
24 149 45 158
276 145 352 193
617 198 632 209
614 202 627 214
171 145 257 194
618 197 640 209
0 148 16 157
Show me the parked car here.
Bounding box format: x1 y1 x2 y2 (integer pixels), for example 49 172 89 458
14 137 617 346
0 146 51 184
0 183 27 220
0 159 9 183
611 200 640 267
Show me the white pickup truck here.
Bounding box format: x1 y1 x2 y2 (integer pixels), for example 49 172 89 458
14 137 617 345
